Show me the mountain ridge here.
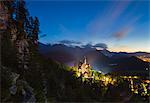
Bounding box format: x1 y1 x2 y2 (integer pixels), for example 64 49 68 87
38 42 149 74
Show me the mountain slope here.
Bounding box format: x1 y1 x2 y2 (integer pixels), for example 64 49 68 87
39 43 149 75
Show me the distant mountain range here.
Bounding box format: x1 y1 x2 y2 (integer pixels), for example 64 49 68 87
38 42 149 76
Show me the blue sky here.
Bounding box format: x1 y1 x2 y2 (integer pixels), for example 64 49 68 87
26 0 150 52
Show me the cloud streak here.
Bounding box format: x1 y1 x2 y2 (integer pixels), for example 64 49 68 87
59 40 82 45
113 28 130 39
93 43 108 49
82 42 108 49
112 15 142 39
86 1 130 36
86 1 142 41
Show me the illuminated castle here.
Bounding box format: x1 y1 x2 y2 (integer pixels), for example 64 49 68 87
78 57 91 78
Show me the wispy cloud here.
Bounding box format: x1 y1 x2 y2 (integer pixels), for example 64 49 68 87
112 15 142 39
86 1 143 41
86 1 130 36
82 42 93 48
58 1 142 42
113 28 130 39
93 43 108 49
82 42 108 49
59 40 82 45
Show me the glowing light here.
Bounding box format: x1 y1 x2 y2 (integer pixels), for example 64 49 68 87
84 73 88 78
133 76 138 79
105 77 109 82
124 76 127 78
85 65 88 68
77 72 81 77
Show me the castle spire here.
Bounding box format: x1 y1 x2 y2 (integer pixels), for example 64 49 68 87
84 56 87 64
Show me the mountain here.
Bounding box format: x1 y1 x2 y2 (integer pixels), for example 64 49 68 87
84 50 111 73
99 50 150 58
38 43 110 72
38 43 149 74
109 56 149 76
99 49 113 57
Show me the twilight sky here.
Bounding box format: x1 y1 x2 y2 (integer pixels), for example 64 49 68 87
26 0 150 52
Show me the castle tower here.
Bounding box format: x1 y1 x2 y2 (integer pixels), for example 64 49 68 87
83 56 87 64
78 56 91 79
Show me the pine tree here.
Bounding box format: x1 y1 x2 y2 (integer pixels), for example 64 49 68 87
32 16 39 47
1 1 43 102
1 0 18 72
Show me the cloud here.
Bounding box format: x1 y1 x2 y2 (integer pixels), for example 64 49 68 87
113 15 142 40
82 42 93 48
39 34 47 38
86 1 142 41
113 28 130 39
82 42 108 49
86 1 130 36
93 43 108 49
59 40 82 45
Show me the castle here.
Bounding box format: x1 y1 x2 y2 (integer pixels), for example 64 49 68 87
78 57 91 78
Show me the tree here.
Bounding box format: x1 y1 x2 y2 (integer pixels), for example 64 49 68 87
32 16 39 47
1 0 18 72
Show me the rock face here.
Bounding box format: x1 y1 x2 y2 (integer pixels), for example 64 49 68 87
9 73 20 95
2 66 36 103
9 76 36 103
